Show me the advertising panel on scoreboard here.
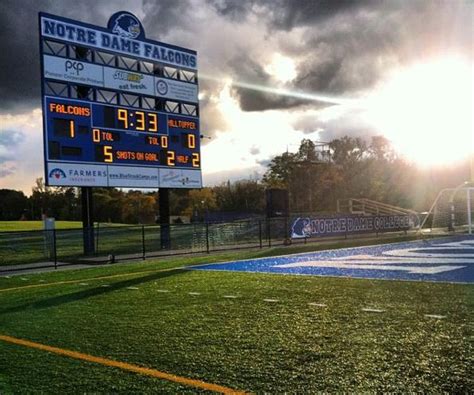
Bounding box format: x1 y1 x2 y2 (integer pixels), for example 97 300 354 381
39 11 201 188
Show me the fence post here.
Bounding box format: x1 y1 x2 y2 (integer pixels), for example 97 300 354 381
95 222 100 255
205 222 210 253
267 219 271 247
141 225 146 260
53 229 57 270
259 220 263 249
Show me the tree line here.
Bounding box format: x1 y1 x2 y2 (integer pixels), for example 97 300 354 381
0 177 265 224
0 135 469 223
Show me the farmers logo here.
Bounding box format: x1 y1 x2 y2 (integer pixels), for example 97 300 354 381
108 12 144 39
49 168 66 180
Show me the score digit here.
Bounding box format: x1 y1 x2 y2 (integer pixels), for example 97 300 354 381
117 108 128 129
167 151 175 166
148 113 158 132
192 153 200 168
104 146 113 163
187 134 196 148
136 111 145 131
69 120 75 138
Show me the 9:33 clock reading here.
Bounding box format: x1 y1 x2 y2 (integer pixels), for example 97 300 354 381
116 108 158 132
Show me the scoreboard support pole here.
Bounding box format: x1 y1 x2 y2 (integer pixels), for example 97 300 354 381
159 188 171 249
81 187 95 255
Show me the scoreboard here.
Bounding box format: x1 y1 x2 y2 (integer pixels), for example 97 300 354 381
39 12 202 188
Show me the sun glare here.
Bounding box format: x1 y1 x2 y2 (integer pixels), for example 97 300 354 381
265 53 297 83
364 58 473 166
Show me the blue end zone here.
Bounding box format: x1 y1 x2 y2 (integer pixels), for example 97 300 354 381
191 236 474 283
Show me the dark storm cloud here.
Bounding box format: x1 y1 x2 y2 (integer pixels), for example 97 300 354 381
221 0 473 111
227 54 314 111
142 0 194 38
0 0 143 113
207 0 254 21
264 0 376 31
207 0 371 26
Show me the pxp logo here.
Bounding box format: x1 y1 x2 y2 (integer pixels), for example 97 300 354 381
110 12 142 39
156 79 169 95
65 60 84 75
49 168 67 180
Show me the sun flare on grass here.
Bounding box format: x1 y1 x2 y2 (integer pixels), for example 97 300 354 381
364 58 473 166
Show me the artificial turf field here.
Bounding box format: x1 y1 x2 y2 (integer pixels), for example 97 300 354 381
0 243 473 393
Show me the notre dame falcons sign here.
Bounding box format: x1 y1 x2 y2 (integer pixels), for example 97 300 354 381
39 11 201 189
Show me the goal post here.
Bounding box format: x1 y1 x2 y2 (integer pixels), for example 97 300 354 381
421 182 474 234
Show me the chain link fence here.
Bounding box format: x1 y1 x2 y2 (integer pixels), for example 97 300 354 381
0 216 415 270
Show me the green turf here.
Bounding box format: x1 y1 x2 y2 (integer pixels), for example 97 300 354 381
0 221 86 231
0 249 472 393
0 221 130 231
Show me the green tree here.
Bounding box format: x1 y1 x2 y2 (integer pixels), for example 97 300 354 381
182 188 217 219
213 180 265 212
0 189 29 220
122 191 157 224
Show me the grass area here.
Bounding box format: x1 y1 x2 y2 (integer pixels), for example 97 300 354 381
0 249 472 393
0 221 130 232
0 221 85 231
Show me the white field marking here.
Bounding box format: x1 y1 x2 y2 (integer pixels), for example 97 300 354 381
3 276 11 279
275 261 465 274
435 241 474 247
126 286 139 290
79 283 89 286
223 295 238 299
20 278 28 281
308 303 326 307
331 255 474 264
362 308 385 313
156 289 170 293
39 280 46 283
425 314 446 319
188 292 201 295
263 299 279 303
384 247 474 258
100 284 111 288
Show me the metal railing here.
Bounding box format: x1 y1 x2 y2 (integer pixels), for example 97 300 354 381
0 216 415 271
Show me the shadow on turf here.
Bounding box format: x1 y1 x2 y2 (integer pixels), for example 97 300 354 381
0 269 186 315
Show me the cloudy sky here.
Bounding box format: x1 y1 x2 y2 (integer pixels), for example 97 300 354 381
0 0 472 194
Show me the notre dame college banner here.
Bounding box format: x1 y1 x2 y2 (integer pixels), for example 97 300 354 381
290 215 417 239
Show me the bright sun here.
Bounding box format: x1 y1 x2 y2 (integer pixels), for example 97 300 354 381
363 58 473 166
265 53 297 83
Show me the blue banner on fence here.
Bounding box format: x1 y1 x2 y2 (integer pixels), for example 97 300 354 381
290 215 415 239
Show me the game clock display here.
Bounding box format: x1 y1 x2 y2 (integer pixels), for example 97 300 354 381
45 97 201 169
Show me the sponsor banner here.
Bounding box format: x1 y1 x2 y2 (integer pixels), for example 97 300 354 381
47 162 108 186
290 215 415 239
108 165 158 187
44 55 197 100
155 78 198 103
43 55 104 86
40 14 197 70
104 67 155 96
158 168 202 188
